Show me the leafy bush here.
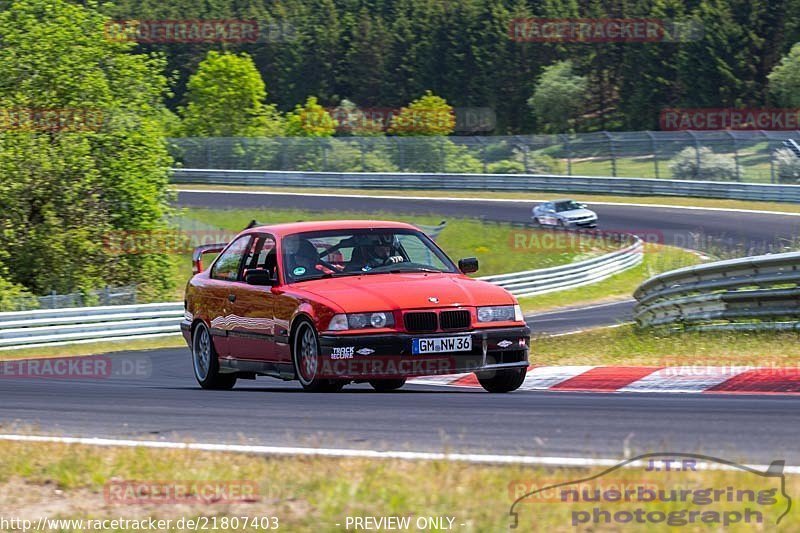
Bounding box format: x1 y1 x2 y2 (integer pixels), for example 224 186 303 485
0 275 38 311
669 147 740 181
443 141 483 173
285 97 336 137
774 148 800 183
487 160 525 174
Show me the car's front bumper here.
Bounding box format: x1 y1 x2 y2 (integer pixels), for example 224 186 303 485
317 326 530 379
566 218 598 228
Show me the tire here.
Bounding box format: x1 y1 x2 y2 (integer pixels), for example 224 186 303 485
293 319 346 392
557 219 565 229
477 368 527 393
192 322 237 390
532 217 541 227
369 378 407 392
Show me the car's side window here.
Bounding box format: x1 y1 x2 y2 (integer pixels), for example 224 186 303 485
210 236 252 281
250 234 278 277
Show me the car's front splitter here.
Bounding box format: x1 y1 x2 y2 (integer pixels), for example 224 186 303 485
317 326 530 379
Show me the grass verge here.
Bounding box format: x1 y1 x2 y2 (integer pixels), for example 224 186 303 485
0 335 185 361
518 243 702 314
534 323 800 367
0 440 794 532
176 184 800 215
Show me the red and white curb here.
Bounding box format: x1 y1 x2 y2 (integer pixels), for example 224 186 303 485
409 365 800 394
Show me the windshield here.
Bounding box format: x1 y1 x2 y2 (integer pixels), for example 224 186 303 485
554 201 583 212
281 228 457 282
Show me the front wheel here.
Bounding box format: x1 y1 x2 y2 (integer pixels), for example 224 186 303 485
192 322 237 390
369 378 406 392
477 368 527 393
293 320 346 392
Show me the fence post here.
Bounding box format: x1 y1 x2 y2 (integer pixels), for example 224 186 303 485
727 131 740 181
50 290 57 309
563 134 573 175
440 137 446 172
770 147 776 184
103 286 111 306
605 131 617 177
688 130 700 179
647 131 659 179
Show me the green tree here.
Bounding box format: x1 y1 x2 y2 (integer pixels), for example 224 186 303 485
769 43 800 106
388 91 455 136
528 60 588 133
0 0 175 299
180 51 283 137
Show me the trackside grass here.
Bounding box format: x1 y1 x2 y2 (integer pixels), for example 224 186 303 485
534 324 800 367
517 243 702 313
0 440 796 532
0 336 185 361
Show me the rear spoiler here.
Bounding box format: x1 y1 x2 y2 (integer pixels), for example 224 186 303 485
192 243 227 274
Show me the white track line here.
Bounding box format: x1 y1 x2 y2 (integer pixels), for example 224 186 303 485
176 188 800 217
0 434 796 473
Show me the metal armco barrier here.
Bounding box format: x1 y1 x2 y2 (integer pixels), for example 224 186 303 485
480 236 643 298
0 303 184 349
634 251 800 331
0 237 642 349
172 169 800 203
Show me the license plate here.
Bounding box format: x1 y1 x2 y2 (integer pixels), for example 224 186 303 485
412 336 472 354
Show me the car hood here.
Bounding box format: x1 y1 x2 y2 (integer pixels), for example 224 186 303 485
292 272 516 312
561 208 595 218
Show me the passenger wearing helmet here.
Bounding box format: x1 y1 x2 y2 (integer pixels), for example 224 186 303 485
349 234 404 271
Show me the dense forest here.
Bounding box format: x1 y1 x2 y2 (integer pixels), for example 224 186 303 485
96 0 800 134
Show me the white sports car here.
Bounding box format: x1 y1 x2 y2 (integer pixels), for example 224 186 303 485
532 199 598 228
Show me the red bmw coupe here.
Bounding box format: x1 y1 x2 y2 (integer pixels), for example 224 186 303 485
181 220 530 393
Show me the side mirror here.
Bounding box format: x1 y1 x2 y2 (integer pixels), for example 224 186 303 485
245 269 277 286
458 257 479 274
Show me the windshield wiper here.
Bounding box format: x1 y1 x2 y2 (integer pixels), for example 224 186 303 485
367 266 442 274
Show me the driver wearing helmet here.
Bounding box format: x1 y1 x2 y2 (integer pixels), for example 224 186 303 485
349 234 404 271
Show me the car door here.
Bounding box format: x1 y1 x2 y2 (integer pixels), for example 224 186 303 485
207 234 253 358
225 233 278 362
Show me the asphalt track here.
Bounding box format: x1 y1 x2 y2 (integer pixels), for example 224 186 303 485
2 190 799 464
1 348 798 463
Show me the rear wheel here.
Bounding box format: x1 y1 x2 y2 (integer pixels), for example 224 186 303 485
192 322 237 390
369 378 406 392
293 320 345 392
532 217 541 227
477 368 526 393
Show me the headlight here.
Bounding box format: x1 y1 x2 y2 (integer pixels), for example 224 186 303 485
477 305 523 323
327 312 395 331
